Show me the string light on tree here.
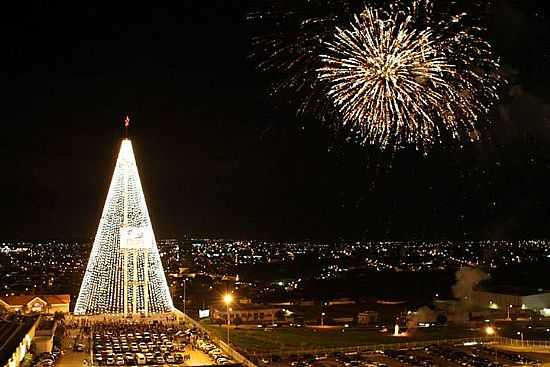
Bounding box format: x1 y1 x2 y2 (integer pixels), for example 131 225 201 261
74 118 173 315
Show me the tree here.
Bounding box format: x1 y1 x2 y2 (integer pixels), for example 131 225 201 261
234 316 242 326
275 310 285 321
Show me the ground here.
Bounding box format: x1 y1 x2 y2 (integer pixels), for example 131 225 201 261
203 324 482 353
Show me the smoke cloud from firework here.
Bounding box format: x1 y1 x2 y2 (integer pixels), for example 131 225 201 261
407 306 436 330
452 266 489 300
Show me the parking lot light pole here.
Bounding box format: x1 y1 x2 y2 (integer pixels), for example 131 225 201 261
223 294 233 345
183 279 186 315
517 331 524 346
89 324 94 367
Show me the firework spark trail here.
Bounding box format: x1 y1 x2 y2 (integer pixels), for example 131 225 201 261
317 3 502 149
248 0 355 117
249 1 502 151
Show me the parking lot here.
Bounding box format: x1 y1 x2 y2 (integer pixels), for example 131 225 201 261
53 315 240 367
261 342 547 367
90 324 235 366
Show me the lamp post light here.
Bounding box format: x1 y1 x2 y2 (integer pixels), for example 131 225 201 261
183 279 187 315
223 294 233 345
517 331 524 346
321 312 326 327
507 304 512 320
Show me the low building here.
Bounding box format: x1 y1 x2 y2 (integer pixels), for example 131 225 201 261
211 304 283 325
0 316 40 367
328 298 356 306
472 287 550 312
434 299 469 324
0 295 70 315
357 310 379 325
33 319 57 354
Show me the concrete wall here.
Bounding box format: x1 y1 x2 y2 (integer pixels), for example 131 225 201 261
523 293 550 310
472 290 550 311
33 336 53 355
471 291 522 309
212 307 281 324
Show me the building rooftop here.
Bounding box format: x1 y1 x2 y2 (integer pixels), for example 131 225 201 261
0 294 70 306
37 320 55 331
214 303 281 311
476 284 550 297
0 316 38 367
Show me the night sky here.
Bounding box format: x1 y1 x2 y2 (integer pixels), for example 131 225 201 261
1 1 549 241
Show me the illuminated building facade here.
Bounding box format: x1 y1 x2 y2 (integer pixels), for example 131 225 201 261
74 139 173 315
0 295 70 314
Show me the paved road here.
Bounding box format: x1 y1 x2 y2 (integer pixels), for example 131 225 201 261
57 350 87 367
183 346 214 365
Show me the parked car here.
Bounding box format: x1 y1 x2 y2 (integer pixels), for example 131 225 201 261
174 353 184 363
135 353 146 365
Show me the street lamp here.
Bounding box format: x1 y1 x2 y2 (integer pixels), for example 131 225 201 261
507 304 512 320
485 326 495 336
223 294 233 345
517 331 524 346
183 279 187 316
321 312 326 327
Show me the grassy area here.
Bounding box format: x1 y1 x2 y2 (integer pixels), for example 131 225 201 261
203 324 482 353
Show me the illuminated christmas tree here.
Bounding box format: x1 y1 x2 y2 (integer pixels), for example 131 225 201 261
74 139 173 315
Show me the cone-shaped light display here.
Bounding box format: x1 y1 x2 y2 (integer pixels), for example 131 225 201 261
75 139 173 315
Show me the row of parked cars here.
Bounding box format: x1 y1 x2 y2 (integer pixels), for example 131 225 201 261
93 330 183 365
476 345 539 365
425 344 500 367
196 339 234 365
34 349 62 367
96 351 187 365
384 349 437 367
279 351 388 367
